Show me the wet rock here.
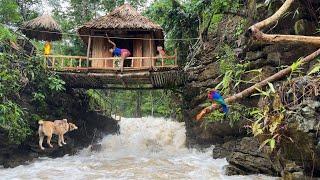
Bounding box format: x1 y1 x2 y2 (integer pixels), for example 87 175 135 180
189 119 247 146
245 51 265 61
212 139 240 159
287 100 320 133
282 162 305 180
198 62 220 81
90 143 102 152
267 52 281 66
225 137 281 176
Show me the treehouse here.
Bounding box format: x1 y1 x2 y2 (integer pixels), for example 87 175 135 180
77 3 176 70
43 4 184 89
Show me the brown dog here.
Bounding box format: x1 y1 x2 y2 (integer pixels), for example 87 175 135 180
38 119 78 150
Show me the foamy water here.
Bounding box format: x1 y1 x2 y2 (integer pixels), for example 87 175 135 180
0 117 274 180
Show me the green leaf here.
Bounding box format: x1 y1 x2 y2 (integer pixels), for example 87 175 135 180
290 58 303 72
254 87 270 97
259 138 271 150
308 63 320 75
269 121 279 134
267 82 275 93
252 120 263 137
269 138 276 151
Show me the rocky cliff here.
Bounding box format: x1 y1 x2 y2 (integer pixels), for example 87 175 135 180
182 0 320 177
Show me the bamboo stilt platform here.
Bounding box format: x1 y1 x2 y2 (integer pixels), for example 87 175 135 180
57 68 186 89
45 54 186 89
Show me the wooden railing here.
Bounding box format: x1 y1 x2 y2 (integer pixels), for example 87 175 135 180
44 50 178 71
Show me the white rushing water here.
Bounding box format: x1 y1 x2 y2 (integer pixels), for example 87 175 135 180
0 117 274 180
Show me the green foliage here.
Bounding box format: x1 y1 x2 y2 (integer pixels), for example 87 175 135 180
87 89 180 118
0 101 31 144
205 103 253 127
0 27 67 144
248 89 290 152
47 75 66 92
87 89 112 116
0 0 21 24
0 24 17 42
215 44 246 94
308 59 320 75
0 54 21 100
290 58 303 73
252 82 276 97
32 92 46 105
234 19 247 38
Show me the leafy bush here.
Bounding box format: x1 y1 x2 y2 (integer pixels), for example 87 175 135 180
215 44 246 94
47 75 66 92
204 103 253 127
0 101 31 144
0 26 67 144
247 84 290 152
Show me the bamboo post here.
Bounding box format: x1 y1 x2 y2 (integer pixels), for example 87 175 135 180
61 58 65 68
86 35 92 69
52 57 55 69
149 38 153 68
79 58 82 69
140 58 142 68
161 56 164 67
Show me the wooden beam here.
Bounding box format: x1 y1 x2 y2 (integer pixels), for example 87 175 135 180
86 35 92 67
149 38 152 68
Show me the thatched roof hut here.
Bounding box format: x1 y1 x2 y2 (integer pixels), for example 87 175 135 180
20 14 62 41
77 4 166 69
78 4 164 42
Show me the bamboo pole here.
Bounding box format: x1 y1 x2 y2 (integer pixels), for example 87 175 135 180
149 38 153 68
62 58 65 68
86 35 92 68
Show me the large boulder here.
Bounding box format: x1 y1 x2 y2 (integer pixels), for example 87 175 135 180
224 137 282 176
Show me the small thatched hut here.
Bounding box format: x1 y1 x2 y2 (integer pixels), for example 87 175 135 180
20 14 62 41
78 4 164 68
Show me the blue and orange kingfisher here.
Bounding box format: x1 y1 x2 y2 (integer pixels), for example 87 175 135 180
207 89 229 114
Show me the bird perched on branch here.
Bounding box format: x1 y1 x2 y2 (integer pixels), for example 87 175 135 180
208 89 228 114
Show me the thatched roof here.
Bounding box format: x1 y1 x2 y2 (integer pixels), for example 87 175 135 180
20 14 62 41
78 4 164 42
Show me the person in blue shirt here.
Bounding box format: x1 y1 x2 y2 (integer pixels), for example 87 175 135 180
107 37 131 72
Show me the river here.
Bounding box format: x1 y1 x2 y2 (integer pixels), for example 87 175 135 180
0 117 274 179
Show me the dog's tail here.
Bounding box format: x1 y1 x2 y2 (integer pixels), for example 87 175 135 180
38 120 44 125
